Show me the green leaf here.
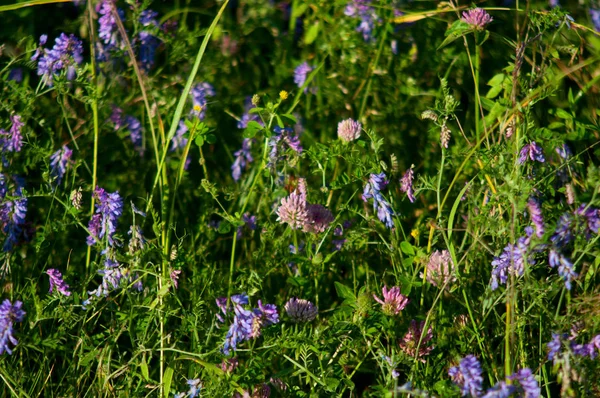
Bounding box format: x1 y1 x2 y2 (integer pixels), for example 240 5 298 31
292 3 308 18
163 367 174 398
304 22 320 45
243 120 263 138
438 20 471 49
555 109 572 119
194 135 204 147
218 221 231 234
335 282 356 301
487 74 505 87
281 113 298 124
485 85 503 99
205 134 216 144
140 356 149 381
400 241 415 255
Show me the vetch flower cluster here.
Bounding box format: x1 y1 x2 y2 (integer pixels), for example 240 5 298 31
86 187 124 247
46 269 71 296
373 286 409 316
293 62 313 92
190 82 215 120
216 293 279 355
0 115 25 153
362 172 394 228
31 33 84 86
490 228 534 290
519 141 545 164
0 174 28 252
97 0 124 50
284 298 318 322
344 0 381 42
0 299 26 355
83 258 142 308
400 166 416 203
138 9 161 71
50 146 73 185
231 138 253 181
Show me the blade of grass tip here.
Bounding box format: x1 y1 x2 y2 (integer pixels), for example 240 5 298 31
0 0 71 12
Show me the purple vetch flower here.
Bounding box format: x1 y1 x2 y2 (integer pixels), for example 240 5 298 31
284 298 318 322
574 203 600 235
490 231 532 290
138 31 160 71
373 285 409 315
190 82 215 120
125 116 144 155
345 0 380 42
237 97 262 129
139 9 159 26
548 249 577 290
591 9 600 32
461 8 493 29
399 320 434 361
555 144 572 160
50 145 73 185
362 172 394 228
0 299 26 355
268 126 303 167
547 333 563 363
220 357 239 373
293 62 313 92
86 187 123 247
8 68 23 83
423 250 457 288
276 191 308 230
109 106 125 130
303 204 334 233
46 268 71 296
337 118 362 142
170 121 188 152
83 258 142 308
508 368 540 398
127 225 145 253
97 0 124 49
32 33 84 86
550 213 573 248
527 197 544 238
170 269 181 289
236 212 257 239
186 378 202 398
449 355 484 397
481 381 514 398
1 115 25 153
519 142 545 164
400 166 416 203
0 178 28 252
232 138 253 181
250 300 279 338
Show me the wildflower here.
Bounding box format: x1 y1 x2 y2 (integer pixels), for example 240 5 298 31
490 231 532 290
279 90 289 100
0 178 28 252
547 333 563 363
337 118 362 142
345 0 380 42
555 144 572 160
97 0 124 49
400 166 416 203
86 187 123 247
50 145 73 185
220 357 239 373
138 31 160 71
373 286 409 315
399 320 434 361
527 197 544 238
421 110 438 122
46 269 71 296
519 141 545 164
461 8 493 29
70 188 82 210
127 225 145 254
139 9 159 26
170 121 188 151
276 191 308 230
574 203 600 235
423 250 457 288
1 115 25 152
548 249 577 290
190 82 215 120
125 116 143 155
170 269 181 289
252 384 271 398
186 378 202 398
231 138 253 181
0 299 26 355
449 355 483 397
293 62 313 92
363 173 394 228
303 204 334 233
440 123 451 148
591 9 600 32
509 368 540 398
550 213 573 248
33 33 84 86
238 96 262 129
481 381 514 398
284 298 318 322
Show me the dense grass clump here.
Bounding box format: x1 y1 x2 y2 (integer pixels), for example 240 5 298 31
0 0 600 396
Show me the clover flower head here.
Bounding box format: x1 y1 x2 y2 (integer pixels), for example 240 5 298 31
399 320 434 361
276 191 308 230
461 8 493 29
337 118 362 142
303 204 334 233
423 250 457 288
285 298 318 322
373 285 409 315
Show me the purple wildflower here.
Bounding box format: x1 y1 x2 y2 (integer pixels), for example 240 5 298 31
345 0 380 41
449 355 484 397
423 250 457 288
399 320 434 361
293 62 313 92
139 9 159 26
490 231 532 290
550 213 573 248
337 118 362 142
555 144 572 160
1 115 25 152
50 145 73 185
591 9 600 32
276 190 308 230
461 8 493 29
268 126 303 167
86 187 123 247
548 249 577 290
575 203 600 235
303 204 334 233
97 0 123 49
509 368 540 398
481 381 514 398
0 299 26 355
237 97 262 129
170 269 181 289
373 285 409 315
547 333 563 363
362 173 394 228
400 166 416 203
125 116 143 155
33 33 84 86
109 106 124 130
46 268 71 296
170 121 188 151
284 298 318 322
0 178 28 252
519 141 545 164
138 31 160 71
190 82 215 120
231 138 253 181
527 197 544 238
